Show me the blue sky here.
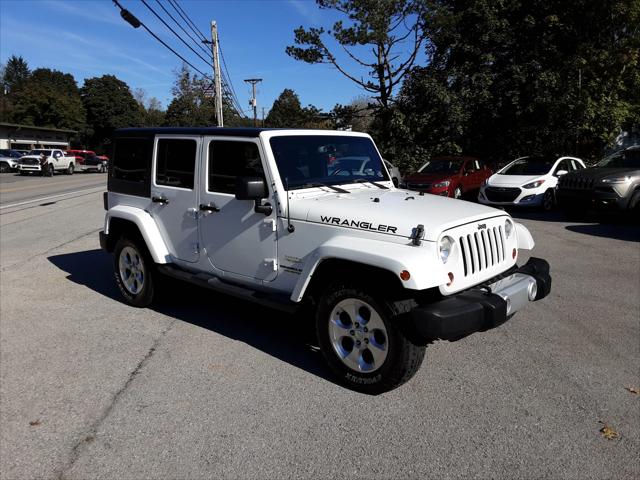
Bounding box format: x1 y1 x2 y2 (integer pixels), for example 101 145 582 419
0 0 424 117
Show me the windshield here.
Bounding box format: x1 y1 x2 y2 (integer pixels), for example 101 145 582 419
269 135 388 189
417 159 464 174
29 149 53 156
500 156 554 175
596 149 640 168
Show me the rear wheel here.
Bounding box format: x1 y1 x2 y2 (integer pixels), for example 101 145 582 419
315 281 425 394
66 163 74 175
0 162 9 173
113 236 156 307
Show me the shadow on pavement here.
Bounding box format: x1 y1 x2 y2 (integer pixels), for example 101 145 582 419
48 249 335 386
565 223 640 242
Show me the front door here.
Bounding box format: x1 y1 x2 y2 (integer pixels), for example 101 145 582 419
149 135 200 262
199 137 277 282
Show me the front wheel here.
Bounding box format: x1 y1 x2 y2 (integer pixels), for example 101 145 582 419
541 189 555 211
113 236 156 307
0 162 9 173
315 281 426 394
453 186 463 199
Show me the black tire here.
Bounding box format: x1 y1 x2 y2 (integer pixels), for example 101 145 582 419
315 281 426 394
19 171 27 175
66 163 74 175
113 236 156 307
0 162 9 173
541 189 555 211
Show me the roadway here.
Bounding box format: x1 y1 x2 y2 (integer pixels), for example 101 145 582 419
0 173 638 479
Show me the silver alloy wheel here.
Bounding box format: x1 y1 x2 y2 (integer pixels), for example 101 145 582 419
454 187 462 199
118 246 145 295
328 298 389 373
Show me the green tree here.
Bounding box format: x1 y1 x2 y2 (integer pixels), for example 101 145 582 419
265 89 326 128
81 75 142 147
392 0 640 171
10 68 85 131
164 63 216 126
286 0 426 142
1 55 30 94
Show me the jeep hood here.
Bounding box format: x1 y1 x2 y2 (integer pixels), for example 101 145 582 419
564 167 640 180
289 187 508 241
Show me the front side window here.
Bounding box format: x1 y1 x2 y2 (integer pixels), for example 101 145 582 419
269 135 387 190
208 140 264 193
596 150 640 168
554 160 570 174
155 139 197 189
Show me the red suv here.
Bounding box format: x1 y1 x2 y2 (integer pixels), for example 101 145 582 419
402 156 493 199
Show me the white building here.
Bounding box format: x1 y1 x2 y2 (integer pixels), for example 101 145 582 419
0 122 76 150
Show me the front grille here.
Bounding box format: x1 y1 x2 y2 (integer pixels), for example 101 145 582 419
407 182 431 190
20 158 39 165
458 226 506 277
558 176 595 190
484 187 521 202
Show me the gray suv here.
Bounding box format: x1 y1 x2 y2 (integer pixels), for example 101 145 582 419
557 145 640 212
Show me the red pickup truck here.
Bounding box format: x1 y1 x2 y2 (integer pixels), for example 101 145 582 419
65 150 106 173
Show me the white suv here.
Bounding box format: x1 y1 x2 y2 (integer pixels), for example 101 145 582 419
100 128 552 393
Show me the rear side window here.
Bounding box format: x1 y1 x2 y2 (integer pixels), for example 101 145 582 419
155 139 197 189
208 141 264 194
109 137 153 197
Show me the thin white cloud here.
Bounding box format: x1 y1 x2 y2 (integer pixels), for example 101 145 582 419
288 0 322 25
41 0 124 27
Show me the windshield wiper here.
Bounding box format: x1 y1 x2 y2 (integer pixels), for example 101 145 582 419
351 178 389 189
299 182 350 193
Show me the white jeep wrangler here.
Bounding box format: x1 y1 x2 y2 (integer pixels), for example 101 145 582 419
100 128 551 393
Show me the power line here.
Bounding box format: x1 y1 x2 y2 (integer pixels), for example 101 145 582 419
167 0 208 43
152 0 212 60
140 0 214 70
112 0 211 79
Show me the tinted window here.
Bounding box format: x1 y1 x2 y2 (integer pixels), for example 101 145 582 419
418 159 464 174
554 160 570 174
269 135 387 189
155 139 197 189
596 149 640 168
208 141 263 193
112 137 152 184
500 157 554 175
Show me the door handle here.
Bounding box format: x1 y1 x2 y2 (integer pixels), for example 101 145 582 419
152 196 169 204
199 203 220 213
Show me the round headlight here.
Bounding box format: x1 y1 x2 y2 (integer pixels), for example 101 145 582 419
439 236 454 263
504 219 513 238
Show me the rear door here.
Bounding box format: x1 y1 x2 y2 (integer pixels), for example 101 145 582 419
198 136 277 281
149 135 201 263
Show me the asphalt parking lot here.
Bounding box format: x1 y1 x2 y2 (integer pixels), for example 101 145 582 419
1 173 638 479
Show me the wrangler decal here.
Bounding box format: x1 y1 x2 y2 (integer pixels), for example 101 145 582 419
320 215 398 234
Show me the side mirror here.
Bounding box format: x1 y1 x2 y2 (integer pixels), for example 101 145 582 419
236 176 267 200
556 169 568 177
235 176 272 215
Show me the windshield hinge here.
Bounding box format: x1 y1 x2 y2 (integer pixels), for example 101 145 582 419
411 224 425 246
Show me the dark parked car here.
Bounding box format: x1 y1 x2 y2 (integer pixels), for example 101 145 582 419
556 145 640 212
402 156 492 199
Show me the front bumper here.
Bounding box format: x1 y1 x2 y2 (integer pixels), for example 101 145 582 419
478 187 544 207
556 187 629 210
411 257 551 340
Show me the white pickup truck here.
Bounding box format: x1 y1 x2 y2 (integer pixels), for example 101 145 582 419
99 128 552 393
18 149 75 175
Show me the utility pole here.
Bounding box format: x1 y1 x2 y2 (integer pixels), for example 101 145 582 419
244 78 262 127
208 21 223 127
262 107 265 127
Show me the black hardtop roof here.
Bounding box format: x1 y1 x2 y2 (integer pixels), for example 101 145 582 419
115 127 274 138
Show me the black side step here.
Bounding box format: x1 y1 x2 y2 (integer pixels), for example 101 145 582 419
157 265 300 314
